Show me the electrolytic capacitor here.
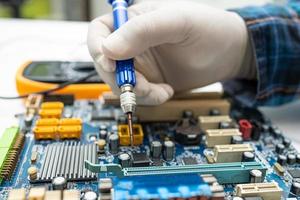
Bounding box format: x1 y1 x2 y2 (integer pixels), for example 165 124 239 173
52 176 67 190
83 191 98 200
277 154 287 165
27 166 38 180
231 135 243 144
250 169 263 183
163 141 175 161
151 141 162 159
118 153 131 168
219 121 231 129
287 154 296 165
297 154 300 164
209 108 220 116
242 152 255 162
283 138 291 148
291 182 300 196
275 143 285 154
99 130 108 140
109 134 119 154
272 128 283 139
100 125 107 130
232 197 244 200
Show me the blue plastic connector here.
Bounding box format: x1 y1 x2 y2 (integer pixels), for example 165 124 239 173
109 0 136 88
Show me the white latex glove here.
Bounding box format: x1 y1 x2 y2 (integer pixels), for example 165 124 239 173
88 0 255 105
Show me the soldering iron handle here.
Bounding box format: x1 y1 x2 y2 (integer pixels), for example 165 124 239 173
109 0 136 88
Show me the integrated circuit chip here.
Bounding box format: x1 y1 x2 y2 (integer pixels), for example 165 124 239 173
288 169 300 178
132 153 150 167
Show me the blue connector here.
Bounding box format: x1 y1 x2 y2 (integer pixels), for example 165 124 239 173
108 0 136 88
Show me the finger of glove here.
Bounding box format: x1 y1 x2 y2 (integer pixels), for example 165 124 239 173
102 6 187 60
136 82 174 105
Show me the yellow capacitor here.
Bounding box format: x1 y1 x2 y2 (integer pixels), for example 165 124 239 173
57 125 82 139
33 126 57 140
41 102 64 109
35 118 60 126
118 124 144 146
39 109 63 119
59 118 82 126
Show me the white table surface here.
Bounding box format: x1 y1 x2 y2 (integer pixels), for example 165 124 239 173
0 19 299 150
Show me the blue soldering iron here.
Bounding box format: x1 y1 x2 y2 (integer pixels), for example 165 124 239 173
108 0 136 146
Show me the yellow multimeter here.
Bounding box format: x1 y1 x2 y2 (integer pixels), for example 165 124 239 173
16 61 111 99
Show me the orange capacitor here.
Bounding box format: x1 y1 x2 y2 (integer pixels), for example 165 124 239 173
57 125 82 139
35 118 60 126
59 118 82 126
33 126 57 140
39 109 62 119
41 102 64 109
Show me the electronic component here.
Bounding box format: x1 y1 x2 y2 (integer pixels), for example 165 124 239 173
199 115 232 131
83 191 97 200
287 154 296 165
34 142 97 183
99 130 107 139
63 189 80 200
242 152 255 162
52 176 67 190
118 153 131 168
33 118 82 140
103 93 231 122
28 166 38 180
99 178 113 193
112 174 212 199
212 144 254 163
44 94 75 105
235 182 283 200
291 182 300 196
109 134 119 154
182 157 198 165
232 135 244 144
118 124 143 146
273 162 285 176
132 153 150 167
150 141 162 159
85 160 267 184
7 188 26 200
0 127 24 183
288 169 300 178
96 139 106 152
250 169 263 183
205 129 242 147
33 126 57 140
275 143 285 154
163 141 175 161
174 111 201 145
45 190 62 200
239 119 253 140
28 187 46 200
277 154 287 165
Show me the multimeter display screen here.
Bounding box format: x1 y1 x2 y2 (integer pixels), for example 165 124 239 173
29 63 61 76
23 61 102 84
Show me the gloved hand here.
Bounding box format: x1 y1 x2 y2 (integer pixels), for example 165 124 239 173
88 0 255 105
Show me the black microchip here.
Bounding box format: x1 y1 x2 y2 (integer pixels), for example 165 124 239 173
132 153 150 167
288 169 300 178
44 94 74 105
182 157 198 165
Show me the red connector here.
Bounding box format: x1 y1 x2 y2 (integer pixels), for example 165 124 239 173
239 119 252 140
